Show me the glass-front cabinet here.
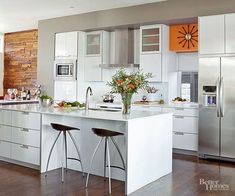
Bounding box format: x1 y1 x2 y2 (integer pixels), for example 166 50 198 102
85 32 102 56
140 25 161 54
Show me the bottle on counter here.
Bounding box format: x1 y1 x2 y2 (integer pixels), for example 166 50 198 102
21 87 27 100
26 90 31 100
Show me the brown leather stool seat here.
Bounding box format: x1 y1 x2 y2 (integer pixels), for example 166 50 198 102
51 123 80 131
92 128 123 137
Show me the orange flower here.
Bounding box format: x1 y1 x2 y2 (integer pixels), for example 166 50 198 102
128 83 136 89
117 79 123 85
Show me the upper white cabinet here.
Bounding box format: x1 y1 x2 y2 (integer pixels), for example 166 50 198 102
199 15 225 55
140 25 161 54
225 13 235 53
199 14 235 55
84 31 110 81
140 24 176 82
55 31 78 58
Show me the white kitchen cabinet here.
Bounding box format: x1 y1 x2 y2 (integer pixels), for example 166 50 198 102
0 141 11 158
140 53 162 82
162 107 198 117
0 110 12 126
140 24 176 82
173 132 198 151
162 107 198 151
199 15 225 55
11 143 40 165
11 127 40 148
84 31 110 81
173 116 198 134
11 111 40 130
55 31 78 58
0 125 11 142
140 25 161 54
225 13 235 53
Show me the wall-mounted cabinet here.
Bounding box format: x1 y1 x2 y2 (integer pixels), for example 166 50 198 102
140 26 161 54
170 23 198 52
140 24 176 82
199 13 235 55
84 31 110 81
55 31 78 59
199 15 224 55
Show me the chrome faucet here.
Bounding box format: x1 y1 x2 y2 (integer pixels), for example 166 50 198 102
85 87 93 111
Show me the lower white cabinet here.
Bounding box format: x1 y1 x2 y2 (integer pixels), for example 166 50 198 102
11 111 40 130
11 143 40 165
173 116 198 134
173 132 198 151
0 141 11 158
0 110 41 166
162 107 199 151
11 127 40 148
0 125 11 142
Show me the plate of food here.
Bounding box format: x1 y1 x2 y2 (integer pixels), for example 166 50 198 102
172 97 187 103
55 101 85 110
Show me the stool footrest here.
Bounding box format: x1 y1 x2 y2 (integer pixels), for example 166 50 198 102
105 165 125 171
67 157 82 162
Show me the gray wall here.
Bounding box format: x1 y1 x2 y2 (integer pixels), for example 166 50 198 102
38 0 235 96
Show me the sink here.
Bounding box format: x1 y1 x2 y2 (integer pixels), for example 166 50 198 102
89 108 121 112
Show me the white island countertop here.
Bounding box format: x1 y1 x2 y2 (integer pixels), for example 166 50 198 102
0 103 171 122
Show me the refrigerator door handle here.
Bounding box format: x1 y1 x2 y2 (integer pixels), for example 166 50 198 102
216 77 220 117
220 77 224 117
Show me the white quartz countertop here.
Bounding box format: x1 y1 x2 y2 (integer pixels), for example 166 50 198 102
0 104 171 122
96 102 199 109
0 99 39 105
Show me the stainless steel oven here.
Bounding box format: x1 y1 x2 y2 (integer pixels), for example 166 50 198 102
54 59 77 80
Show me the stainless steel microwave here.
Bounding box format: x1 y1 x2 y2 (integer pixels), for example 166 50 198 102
54 59 77 80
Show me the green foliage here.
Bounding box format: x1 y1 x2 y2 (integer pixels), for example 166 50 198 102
39 95 53 100
107 68 152 94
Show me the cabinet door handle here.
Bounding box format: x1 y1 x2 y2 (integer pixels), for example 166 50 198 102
20 145 29 149
22 112 29 115
175 108 184 111
174 115 184 119
21 128 29 132
174 132 184 135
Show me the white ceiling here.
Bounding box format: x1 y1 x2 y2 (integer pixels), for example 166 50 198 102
0 0 166 33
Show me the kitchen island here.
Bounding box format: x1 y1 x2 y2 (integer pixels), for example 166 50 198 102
0 104 173 195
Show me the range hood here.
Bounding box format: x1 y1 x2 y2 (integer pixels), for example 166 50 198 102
99 29 139 68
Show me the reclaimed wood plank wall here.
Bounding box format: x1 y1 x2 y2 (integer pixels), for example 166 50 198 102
4 29 38 94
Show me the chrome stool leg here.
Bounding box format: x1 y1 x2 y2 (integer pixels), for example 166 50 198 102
104 137 107 179
45 131 62 177
67 131 85 177
86 138 104 188
106 138 111 195
110 137 126 170
63 131 68 170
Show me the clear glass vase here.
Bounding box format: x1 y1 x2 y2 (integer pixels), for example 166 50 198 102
121 93 133 114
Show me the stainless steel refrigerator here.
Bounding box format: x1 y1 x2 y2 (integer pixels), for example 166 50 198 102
199 57 235 160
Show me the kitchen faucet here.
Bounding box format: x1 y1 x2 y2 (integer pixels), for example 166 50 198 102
85 87 93 111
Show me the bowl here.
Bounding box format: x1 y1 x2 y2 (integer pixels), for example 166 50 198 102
39 98 53 107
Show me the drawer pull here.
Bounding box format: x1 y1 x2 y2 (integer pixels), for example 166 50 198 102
22 112 29 115
21 128 29 132
175 108 184 111
20 145 29 149
175 132 184 135
174 115 184 119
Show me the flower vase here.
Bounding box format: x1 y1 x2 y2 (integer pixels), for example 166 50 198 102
121 93 133 114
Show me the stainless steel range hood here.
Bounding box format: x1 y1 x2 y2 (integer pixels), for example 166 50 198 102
99 29 139 68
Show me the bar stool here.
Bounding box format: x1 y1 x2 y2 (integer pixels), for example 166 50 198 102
45 123 84 182
86 128 125 194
